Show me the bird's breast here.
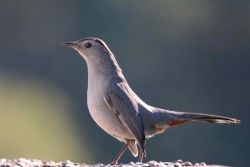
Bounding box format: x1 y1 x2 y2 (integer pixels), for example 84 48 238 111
86 79 133 141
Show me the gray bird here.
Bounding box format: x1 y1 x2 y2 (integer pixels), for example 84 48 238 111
63 37 240 164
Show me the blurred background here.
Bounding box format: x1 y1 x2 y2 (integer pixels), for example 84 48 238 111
0 0 249 166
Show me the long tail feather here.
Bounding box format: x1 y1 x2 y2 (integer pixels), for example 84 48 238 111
181 112 240 124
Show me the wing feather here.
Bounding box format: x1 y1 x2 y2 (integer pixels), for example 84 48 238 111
104 82 145 152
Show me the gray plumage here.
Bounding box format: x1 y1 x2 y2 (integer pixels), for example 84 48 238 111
64 37 240 164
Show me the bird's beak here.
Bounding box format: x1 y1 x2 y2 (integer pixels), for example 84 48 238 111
62 41 78 48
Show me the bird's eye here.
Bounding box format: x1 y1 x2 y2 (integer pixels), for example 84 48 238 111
85 42 92 48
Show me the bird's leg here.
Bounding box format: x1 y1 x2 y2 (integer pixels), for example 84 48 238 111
138 148 146 163
111 143 129 165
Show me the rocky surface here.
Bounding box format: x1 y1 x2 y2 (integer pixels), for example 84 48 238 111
0 159 229 167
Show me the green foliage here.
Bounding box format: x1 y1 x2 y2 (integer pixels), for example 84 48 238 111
0 74 94 162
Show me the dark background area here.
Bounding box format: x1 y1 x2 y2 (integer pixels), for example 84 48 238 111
0 1 249 166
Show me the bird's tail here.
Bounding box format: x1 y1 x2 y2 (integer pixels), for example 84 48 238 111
144 108 240 136
178 112 240 124
154 108 240 126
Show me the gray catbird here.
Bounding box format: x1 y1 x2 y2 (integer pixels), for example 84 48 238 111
64 37 240 164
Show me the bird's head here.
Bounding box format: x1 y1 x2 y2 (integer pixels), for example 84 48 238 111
63 37 121 73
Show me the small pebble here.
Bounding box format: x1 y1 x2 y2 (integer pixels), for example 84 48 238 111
148 160 158 167
94 163 104 167
2 163 12 167
158 162 166 167
182 161 192 166
200 162 206 166
17 158 27 162
0 159 6 163
194 163 200 166
174 162 182 167
74 163 80 166
16 162 26 167
163 162 172 165
175 159 183 163
13 165 20 167
129 162 135 165
51 163 57 166
136 161 143 165
142 163 149 167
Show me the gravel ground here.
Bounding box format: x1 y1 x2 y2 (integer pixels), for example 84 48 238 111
0 158 228 167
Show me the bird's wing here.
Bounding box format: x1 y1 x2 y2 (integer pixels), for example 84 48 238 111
104 82 145 152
